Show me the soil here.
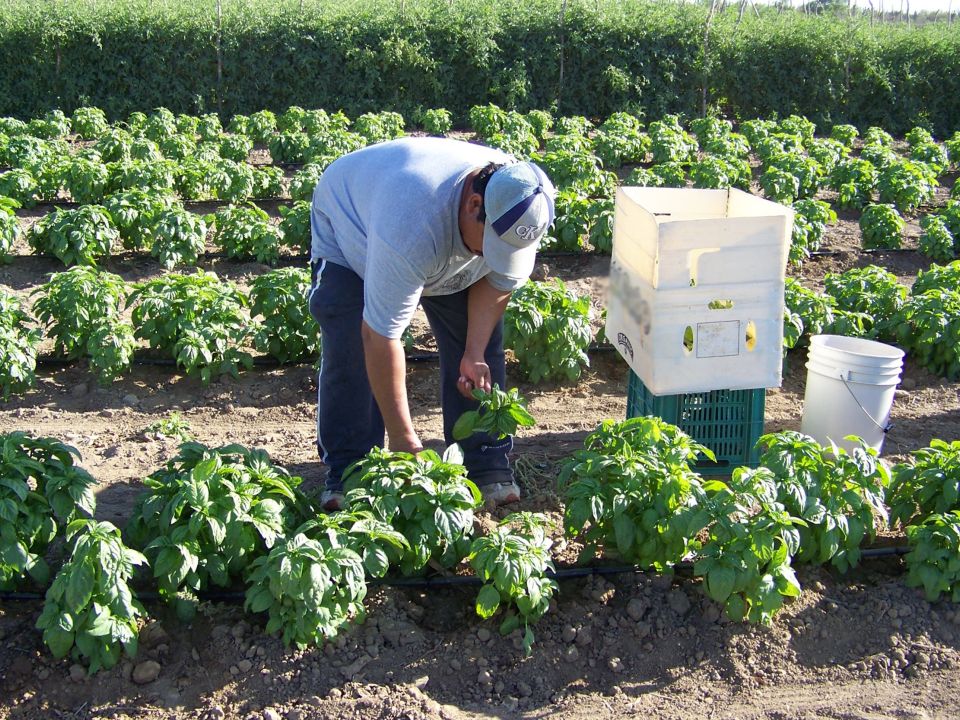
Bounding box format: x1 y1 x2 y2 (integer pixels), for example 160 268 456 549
2 172 960 720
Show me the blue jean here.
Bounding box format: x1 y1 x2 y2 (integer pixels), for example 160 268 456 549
308 260 512 491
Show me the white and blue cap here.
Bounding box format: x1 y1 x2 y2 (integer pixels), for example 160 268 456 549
482 161 556 282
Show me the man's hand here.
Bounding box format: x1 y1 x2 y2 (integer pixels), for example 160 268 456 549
458 354 492 399
390 432 424 454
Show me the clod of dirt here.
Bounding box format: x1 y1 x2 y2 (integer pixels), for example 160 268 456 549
668 589 692 615
608 656 625 673
626 598 648 621
477 628 491 642
561 625 577 643
201 707 225 720
262 709 281 720
563 646 580 663
132 660 161 685
477 669 492 685
69 664 85 682
238 659 253 673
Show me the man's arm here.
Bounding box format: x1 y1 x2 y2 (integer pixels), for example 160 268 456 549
361 321 424 453
458 276 512 398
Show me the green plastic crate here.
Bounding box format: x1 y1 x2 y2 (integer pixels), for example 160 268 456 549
626 371 765 476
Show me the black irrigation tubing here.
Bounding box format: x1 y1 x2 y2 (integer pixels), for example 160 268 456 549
34 344 618 370
0 547 913 604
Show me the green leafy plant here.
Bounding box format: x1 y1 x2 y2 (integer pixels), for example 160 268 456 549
417 108 452 135
469 512 557 655
888 440 960 529
904 512 960 602
694 467 803 625
690 155 751 191
151 207 209 269
860 203 904 250
29 205 119 266
789 198 836 264
71 107 108 140
127 442 305 618
0 292 41 399
102 189 179 252
211 203 281 264
244 520 367 648
278 201 311 254
0 196 21 262
128 271 252 384
823 265 906 341
893 289 960 379
784 278 834 345
759 165 800 204
829 124 859 148
210 159 255 203
919 215 956 263
503 279 592 383
452 385 535 442
145 412 194 442
877 160 937 213
342 447 481 575
268 131 310 164
648 115 697 164
912 260 960 296
353 111 405 144
36 519 147 674
61 157 109 204
756 431 889 572
560 416 714 569
0 168 39 208
249 267 320 363
0 432 97 588
289 163 325 202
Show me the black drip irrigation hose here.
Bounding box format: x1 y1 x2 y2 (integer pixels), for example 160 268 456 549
0 547 911 604
35 344 618 370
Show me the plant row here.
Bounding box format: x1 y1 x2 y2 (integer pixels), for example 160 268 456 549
784 259 960 380
0 273 596 396
5 407 959 674
3 107 959 265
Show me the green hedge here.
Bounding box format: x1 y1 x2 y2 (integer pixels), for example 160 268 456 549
1 0 958 135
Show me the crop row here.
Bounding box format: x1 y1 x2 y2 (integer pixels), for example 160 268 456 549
4 405 959 673
2 106 959 267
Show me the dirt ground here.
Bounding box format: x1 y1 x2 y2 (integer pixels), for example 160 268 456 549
2 178 960 719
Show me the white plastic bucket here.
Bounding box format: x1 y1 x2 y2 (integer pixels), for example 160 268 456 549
800 335 905 453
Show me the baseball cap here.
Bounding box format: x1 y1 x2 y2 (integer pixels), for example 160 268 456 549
482 162 556 282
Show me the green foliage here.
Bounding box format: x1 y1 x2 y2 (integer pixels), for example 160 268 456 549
36 519 146 674
244 521 366 649
829 124 858 148
31 266 135 385
648 115 697 164
289 163 324 202
912 260 960 296
452 385 535 442
694 467 803 625
0 292 40 399
145 412 194 443
904 512 960 603
592 112 649 169
859 203 904 250
823 265 906 341
759 165 800 204
784 278 833 346
0 168 39 208
29 205 119 267
36 519 146 675
503 279 592 383
756 431 889 573
918 215 956 263
211 203 281 264
690 155 751 191
127 443 304 617
893 289 960 380
888 440 960 530
71 107 108 140
102 188 178 252
416 107 452 136
353 111 405 145
342 447 480 576
877 160 938 213
560 416 714 570
268 131 310 164
249 267 320 364
0 196 20 262
0 432 97 588
151 206 208 268
789 198 836 265
128 271 252 384
278 201 311 254
531 150 613 197
469 512 557 655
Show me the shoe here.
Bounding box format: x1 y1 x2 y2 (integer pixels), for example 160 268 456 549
480 480 522 506
320 489 344 512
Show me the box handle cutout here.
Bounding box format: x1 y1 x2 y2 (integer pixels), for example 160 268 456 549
708 299 734 310
745 321 757 351
683 326 694 355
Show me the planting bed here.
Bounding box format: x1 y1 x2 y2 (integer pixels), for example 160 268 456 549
1 110 960 719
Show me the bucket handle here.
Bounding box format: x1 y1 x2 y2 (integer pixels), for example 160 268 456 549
836 369 893 435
